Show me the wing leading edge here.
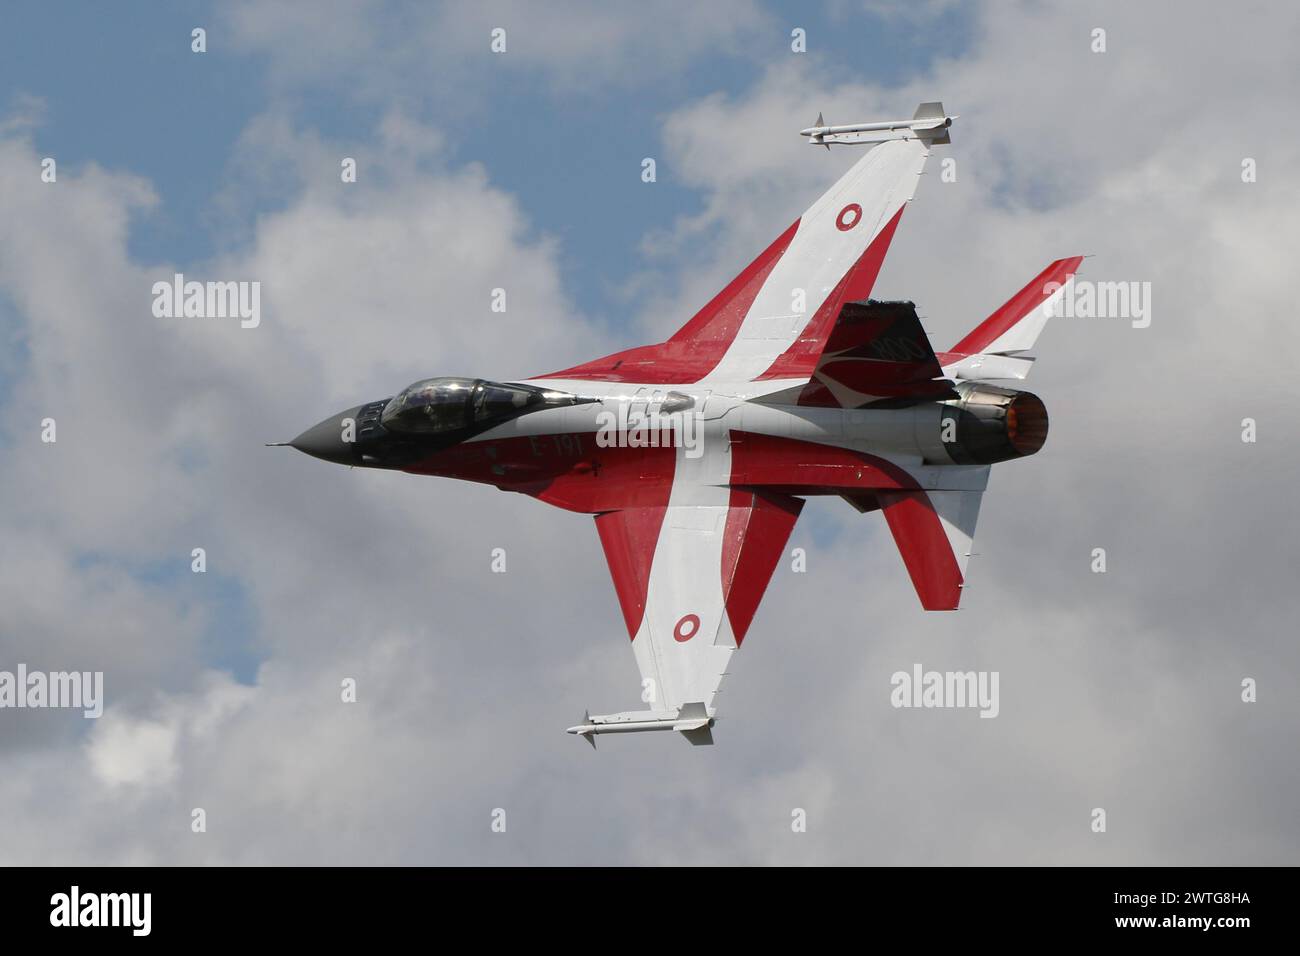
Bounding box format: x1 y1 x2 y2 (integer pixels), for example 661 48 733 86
580 490 802 743
542 136 938 386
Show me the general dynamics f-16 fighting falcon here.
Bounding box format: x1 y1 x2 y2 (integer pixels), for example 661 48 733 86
279 103 1079 745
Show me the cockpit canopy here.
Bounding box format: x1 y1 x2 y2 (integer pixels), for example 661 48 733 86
380 377 553 435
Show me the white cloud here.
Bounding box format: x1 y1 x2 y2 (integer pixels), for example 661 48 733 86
87 715 180 788
1 0 1298 865
222 0 773 101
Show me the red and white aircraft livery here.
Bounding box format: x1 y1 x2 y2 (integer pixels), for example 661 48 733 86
281 104 1080 745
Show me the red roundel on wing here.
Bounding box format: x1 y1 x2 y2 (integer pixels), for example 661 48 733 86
836 203 862 231
673 614 701 642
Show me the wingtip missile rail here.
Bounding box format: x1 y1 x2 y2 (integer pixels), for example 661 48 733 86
801 101 956 147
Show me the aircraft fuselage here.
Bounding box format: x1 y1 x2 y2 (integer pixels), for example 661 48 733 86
289 375 1045 515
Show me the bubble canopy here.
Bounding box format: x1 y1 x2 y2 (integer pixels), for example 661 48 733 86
380 377 576 435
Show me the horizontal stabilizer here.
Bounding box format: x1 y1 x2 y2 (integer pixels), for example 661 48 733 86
943 353 1035 382
944 256 1084 362
878 485 985 610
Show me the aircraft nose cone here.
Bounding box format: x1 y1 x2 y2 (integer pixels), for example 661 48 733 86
290 406 363 465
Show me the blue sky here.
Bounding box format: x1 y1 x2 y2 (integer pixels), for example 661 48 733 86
5 1 1297 866
0 4 977 692
0 1 972 317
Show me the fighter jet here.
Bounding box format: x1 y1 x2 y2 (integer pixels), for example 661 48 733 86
281 103 1079 745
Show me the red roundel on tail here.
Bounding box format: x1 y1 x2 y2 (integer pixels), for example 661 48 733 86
836 203 862 231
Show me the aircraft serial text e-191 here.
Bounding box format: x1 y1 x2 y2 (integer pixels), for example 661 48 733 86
279 103 1080 745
